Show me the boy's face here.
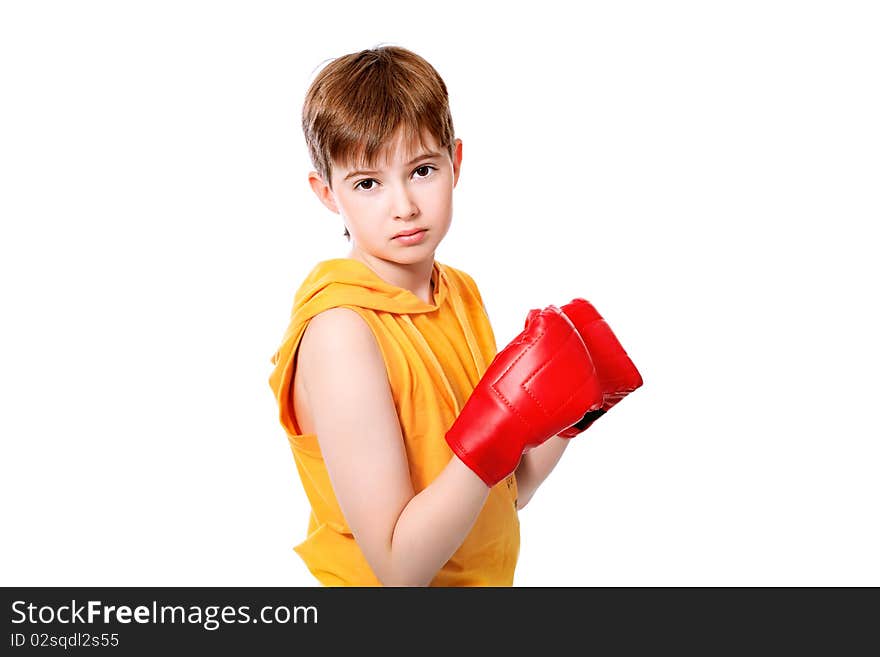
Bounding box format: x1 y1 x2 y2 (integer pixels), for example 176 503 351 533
309 128 462 266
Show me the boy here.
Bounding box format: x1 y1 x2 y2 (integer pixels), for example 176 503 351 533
268 45 641 586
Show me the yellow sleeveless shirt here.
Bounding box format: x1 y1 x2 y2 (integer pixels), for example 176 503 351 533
268 258 520 586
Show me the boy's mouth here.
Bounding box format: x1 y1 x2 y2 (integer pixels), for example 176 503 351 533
393 228 427 239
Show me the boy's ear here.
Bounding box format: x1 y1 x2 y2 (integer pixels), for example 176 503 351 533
308 171 340 214
452 138 463 188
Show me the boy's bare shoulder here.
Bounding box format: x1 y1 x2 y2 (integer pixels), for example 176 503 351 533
303 306 371 341
298 306 385 386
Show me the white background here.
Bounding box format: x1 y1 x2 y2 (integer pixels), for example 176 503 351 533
1 1 878 586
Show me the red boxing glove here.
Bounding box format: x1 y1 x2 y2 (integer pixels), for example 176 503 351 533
552 298 643 438
445 305 604 487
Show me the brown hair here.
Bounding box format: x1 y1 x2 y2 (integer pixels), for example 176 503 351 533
302 45 457 240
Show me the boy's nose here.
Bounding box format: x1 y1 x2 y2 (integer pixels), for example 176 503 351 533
391 185 418 219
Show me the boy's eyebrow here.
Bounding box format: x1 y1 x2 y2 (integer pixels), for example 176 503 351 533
343 151 444 180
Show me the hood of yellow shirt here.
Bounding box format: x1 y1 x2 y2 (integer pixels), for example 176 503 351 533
284 257 449 320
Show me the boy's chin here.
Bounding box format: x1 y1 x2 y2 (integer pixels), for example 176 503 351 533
384 248 436 265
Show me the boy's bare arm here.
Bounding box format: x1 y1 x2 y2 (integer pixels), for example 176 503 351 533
514 436 571 510
298 308 489 587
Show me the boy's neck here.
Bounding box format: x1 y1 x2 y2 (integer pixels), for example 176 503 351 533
347 248 435 304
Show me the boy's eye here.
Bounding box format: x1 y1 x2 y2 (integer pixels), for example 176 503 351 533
354 165 436 191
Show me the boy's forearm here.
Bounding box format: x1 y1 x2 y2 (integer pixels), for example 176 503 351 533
514 435 570 510
378 434 570 585
384 455 490 586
